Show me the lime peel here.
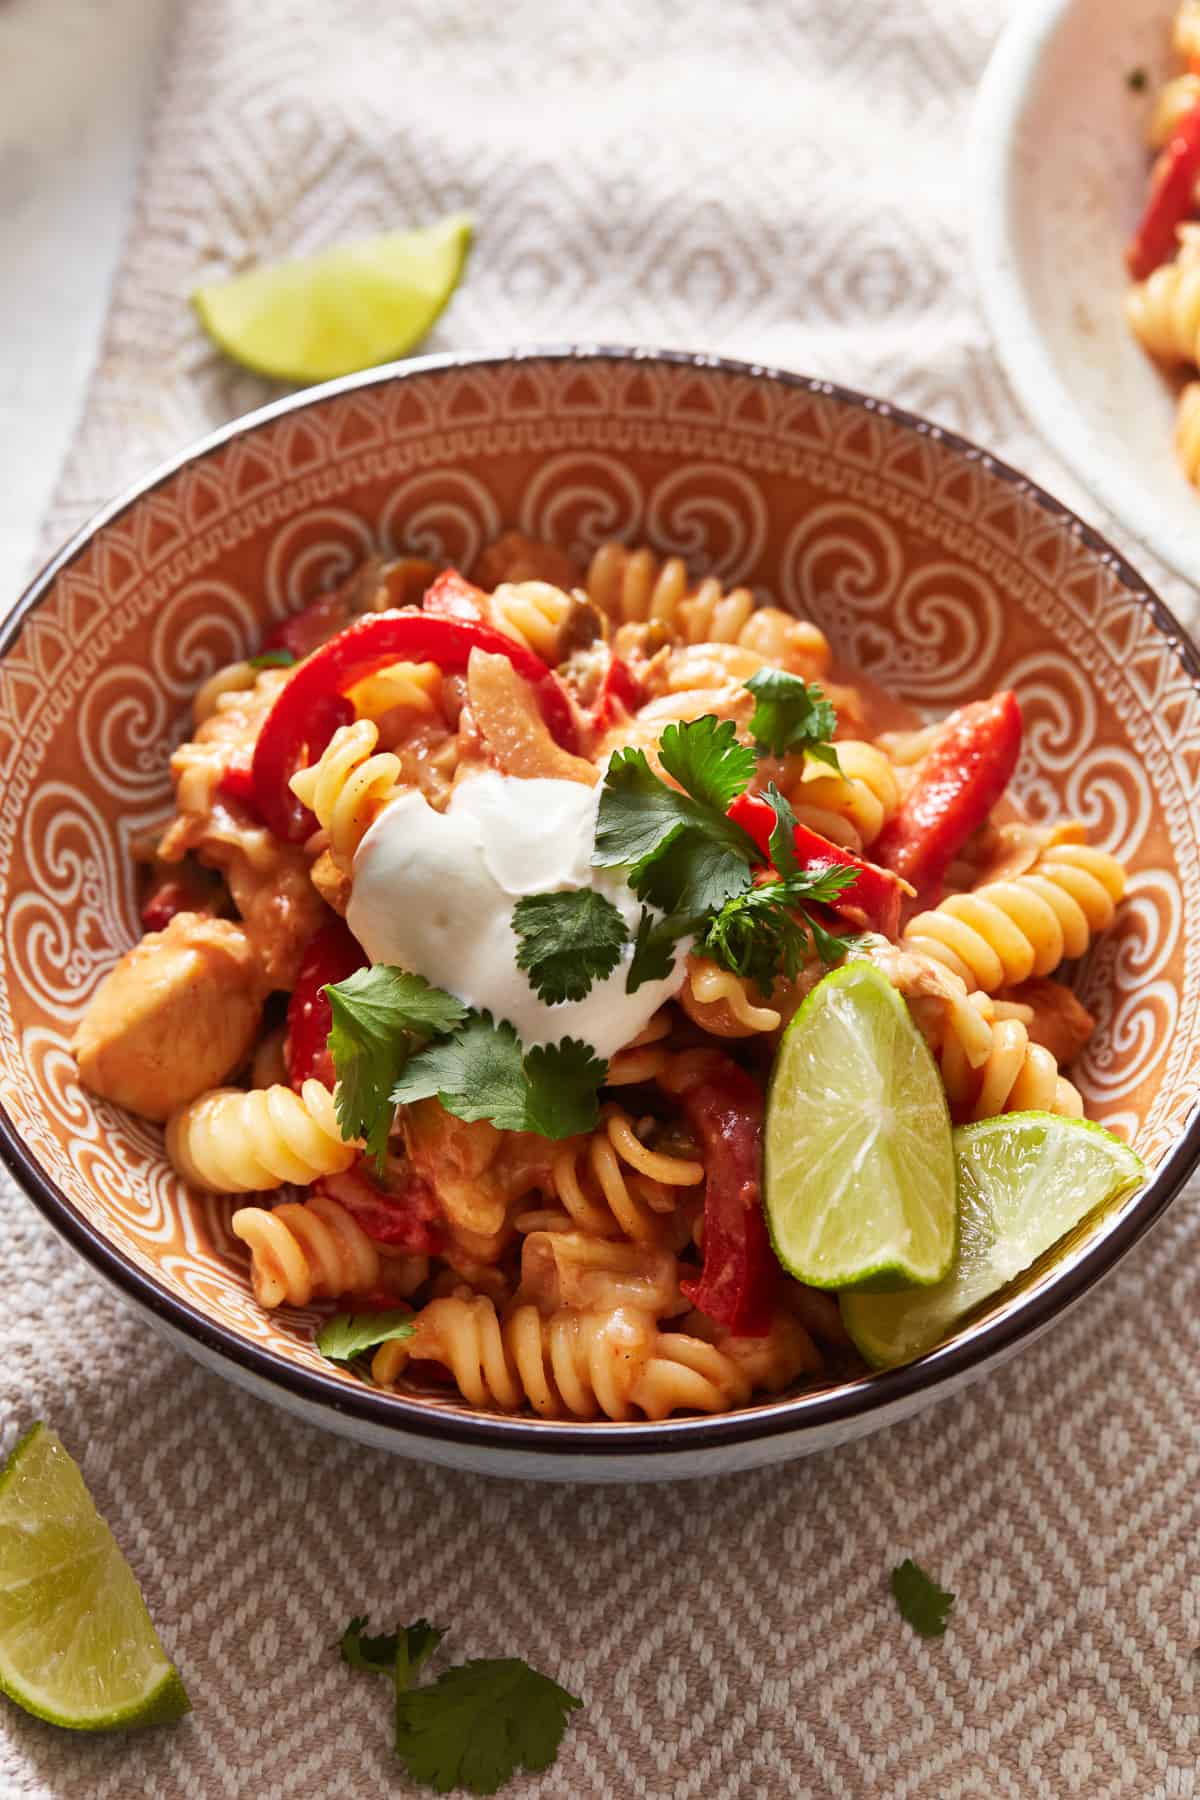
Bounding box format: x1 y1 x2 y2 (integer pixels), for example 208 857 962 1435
763 960 957 1291
0 1423 189 1731
841 1111 1146 1368
193 211 474 383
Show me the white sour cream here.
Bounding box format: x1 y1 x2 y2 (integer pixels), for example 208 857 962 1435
346 770 690 1059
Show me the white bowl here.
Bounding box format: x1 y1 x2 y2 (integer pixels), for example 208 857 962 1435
971 0 1200 589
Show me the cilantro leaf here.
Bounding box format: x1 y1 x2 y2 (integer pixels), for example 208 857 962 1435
316 1311 415 1366
626 908 696 992
593 747 698 869
630 826 753 917
326 966 468 1163
657 715 756 811
338 1615 445 1677
891 1559 955 1638
248 647 297 670
392 1013 605 1139
761 781 801 878
746 668 841 768
701 859 859 994
394 1657 583 1795
512 889 628 1004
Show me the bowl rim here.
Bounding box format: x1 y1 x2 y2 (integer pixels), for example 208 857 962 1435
968 0 1200 590
5 341 1200 1460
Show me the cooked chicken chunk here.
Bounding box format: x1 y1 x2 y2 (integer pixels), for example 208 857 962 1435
72 913 264 1121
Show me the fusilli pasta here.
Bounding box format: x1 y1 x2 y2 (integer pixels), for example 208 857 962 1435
166 1079 358 1192
783 739 901 852
230 1193 429 1308
289 719 401 871
902 845 1126 993
486 581 575 660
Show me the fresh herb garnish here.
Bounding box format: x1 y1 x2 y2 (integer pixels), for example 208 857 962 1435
392 1012 606 1139
512 889 628 1004
625 906 698 993
248 647 298 670
339 1614 443 1675
395 1658 583 1794
316 1311 416 1366
700 863 857 993
891 1559 955 1638
326 967 468 1163
745 668 841 769
336 1615 582 1794
1125 65 1148 92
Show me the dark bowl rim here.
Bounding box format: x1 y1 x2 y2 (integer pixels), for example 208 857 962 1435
4 342 1200 1461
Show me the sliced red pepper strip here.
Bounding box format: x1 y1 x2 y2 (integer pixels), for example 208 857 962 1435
140 874 212 933
285 919 367 1088
871 690 1022 906
216 749 261 817
251 601 581 841
315 1164 444 1255
590 652 642 732
422 568 487 622
264 588 356 660
1126 105 1200 281
678 1060 776 1336
727 791 906 939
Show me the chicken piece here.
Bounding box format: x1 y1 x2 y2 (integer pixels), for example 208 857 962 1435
1000 977 1096 1068
309 850 351 916
72 913 265 1121
403 1099 557 1247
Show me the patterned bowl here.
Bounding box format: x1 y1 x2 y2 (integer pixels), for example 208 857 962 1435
3 348 1199 1483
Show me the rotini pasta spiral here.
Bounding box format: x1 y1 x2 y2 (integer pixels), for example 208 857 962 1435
371 1295 819 1420
1125 256 1200 365
902 845 1126 994
288 719 401 871
166 1079 358 1192
935 995 1084 1123
586 542 755 642
486 581 575 660
345 659 442 725
679 956 782 1036
191 659 260 726
1177 381 1200 487
539 1105 703 1244
230 1193 429 1308
784 740 901 852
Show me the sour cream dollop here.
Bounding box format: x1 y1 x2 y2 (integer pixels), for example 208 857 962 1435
346 770 690 1060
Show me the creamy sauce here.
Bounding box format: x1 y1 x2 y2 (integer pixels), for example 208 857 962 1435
347 771 690 1059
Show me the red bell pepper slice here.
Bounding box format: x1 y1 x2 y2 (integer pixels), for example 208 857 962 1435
422 569 487 622
285 919 367 1088
264 589 355 661
590 652 642 732
678 1060 776 1336
727 792 906 939
251 601 581 841
315 1163 444 1255
216 749 262 817
871 690 1022 905
140 873 213 932
1126 105 1200 281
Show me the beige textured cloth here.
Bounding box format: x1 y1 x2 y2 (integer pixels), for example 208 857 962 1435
6 3 1200 1795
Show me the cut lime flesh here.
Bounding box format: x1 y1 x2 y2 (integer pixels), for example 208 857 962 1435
0 1424 189 1731
763 960 957 1290
193 211 473 383
841 1112 1146 1368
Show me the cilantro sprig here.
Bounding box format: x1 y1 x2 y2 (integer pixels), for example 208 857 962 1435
891 1559 955 1639
392 1012 605 1139
512 889 628 1004
316 1311 415 1366
326 967 468 1164
337 1614 582 1794
745 667 841 769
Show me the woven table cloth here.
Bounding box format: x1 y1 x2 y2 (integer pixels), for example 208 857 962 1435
4 2 1199 1794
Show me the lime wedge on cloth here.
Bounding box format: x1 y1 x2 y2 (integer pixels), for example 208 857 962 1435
193 211 473 382
842 1113 1146 1368
0 1423 189 1730
763 960 957 1290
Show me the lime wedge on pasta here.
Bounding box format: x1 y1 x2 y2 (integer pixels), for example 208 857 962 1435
841 1113 1146 1369
0 1424 189 1731
763 960 956 1291
193 212 473 383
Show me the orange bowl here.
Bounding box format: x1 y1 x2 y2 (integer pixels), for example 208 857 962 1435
2 348 1198 1480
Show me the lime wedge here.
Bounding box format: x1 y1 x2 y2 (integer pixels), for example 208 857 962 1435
0 1424 189 1731
841 1113 1146 1368
193 212 473 383
763 960 956 1290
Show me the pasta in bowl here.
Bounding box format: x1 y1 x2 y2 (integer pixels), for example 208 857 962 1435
2 349 1198 1480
